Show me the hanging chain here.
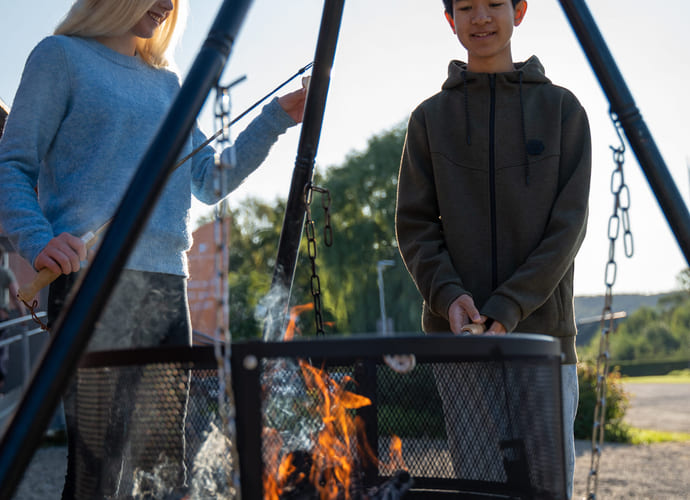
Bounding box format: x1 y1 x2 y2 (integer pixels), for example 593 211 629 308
586 110 634 499
211 84 242 492
304 182 333 336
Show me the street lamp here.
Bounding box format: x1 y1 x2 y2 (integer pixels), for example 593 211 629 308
376 259 395 336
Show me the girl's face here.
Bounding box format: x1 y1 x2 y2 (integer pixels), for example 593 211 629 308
130 0 174 39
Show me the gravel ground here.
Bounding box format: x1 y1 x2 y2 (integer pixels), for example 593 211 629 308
10 383 690 499
622 382 690 434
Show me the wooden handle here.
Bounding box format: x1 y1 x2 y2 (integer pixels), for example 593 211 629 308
461 323 485 335
16 226 108 304
17 268 60 304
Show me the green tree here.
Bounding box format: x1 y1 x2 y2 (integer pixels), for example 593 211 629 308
669 301 690 355
196 197 318 340
584 268 690 363
207 122 423 339
309 123 423 335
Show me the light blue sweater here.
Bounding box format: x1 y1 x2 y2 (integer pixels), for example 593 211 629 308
0 35 295 276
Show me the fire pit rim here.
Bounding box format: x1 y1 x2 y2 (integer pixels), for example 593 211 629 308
78 333 561 369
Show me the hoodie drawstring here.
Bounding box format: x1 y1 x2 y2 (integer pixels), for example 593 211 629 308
462 69 530 185
462 72 471 146
518 72 530 185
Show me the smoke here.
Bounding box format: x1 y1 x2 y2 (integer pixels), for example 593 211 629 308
256 282 290 342
262 358 323 453
187 422 237 500
128 423 237 500
130 455 183 500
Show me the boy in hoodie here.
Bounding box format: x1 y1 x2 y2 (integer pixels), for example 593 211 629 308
395 0 591 497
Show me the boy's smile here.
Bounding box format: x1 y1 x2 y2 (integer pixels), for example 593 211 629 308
445 0 527 73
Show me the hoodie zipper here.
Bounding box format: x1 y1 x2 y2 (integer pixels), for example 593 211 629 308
489 74 498 289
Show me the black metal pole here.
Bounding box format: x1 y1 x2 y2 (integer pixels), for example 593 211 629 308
0 0 253 496
558 0 690 265
265 0 345 340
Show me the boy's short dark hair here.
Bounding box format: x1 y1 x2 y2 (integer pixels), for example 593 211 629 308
443 0 521 15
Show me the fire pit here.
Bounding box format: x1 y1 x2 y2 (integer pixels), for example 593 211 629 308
76 333 565 499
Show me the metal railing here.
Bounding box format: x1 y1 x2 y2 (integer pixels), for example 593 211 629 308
0 313 47 423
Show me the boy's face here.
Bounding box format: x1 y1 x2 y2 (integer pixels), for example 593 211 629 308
445 0 527 73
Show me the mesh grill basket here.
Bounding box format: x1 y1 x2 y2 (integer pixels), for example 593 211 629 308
233 334 566 499
76 334 565 499
78 348 233 499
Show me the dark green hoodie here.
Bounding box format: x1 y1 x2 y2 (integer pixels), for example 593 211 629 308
395 56 591 364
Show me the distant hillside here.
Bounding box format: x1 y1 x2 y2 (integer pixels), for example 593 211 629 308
575 293 675 322
574 293 676 346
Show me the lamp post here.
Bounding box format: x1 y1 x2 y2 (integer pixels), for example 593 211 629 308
376 260 395 336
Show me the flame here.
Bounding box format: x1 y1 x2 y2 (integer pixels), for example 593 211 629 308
386 435 407 475
263 304 407 499
301 361 371 499
282 303 314 341
262 360 373 499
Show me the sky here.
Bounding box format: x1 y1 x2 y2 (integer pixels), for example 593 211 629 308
1 0 689 298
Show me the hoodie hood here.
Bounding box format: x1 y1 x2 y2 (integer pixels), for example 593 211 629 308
440 55 551 184
442 55 551 90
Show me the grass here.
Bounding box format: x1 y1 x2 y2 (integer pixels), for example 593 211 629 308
626 427 690 445
622 368 690 385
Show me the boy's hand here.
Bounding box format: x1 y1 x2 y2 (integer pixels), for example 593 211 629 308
34 232 87 275
277 87 307 124
485 320 507 335
448 294 483 335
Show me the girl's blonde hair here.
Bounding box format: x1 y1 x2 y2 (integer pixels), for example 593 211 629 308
54 0 187 68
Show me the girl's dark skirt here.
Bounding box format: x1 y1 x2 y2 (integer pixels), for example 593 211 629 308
49 269 192 500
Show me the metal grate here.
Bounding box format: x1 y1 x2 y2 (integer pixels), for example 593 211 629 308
233 334 566 499
73 334 565 499
77 347 231 499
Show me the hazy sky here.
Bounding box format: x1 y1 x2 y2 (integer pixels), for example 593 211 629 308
1 0 689 297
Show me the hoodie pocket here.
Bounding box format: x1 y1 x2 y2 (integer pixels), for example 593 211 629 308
518 290 565 336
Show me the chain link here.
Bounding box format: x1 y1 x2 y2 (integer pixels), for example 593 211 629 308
212 84 242 492
304 183 332 336
586 111 634 499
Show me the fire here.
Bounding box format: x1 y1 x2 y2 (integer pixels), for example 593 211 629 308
301 361 372 498
282 303 315 341
386 436 406 476
263 305 407 499
263 360 372 499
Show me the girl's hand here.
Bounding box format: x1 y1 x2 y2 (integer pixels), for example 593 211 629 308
34 232 87 275
277 87 307 123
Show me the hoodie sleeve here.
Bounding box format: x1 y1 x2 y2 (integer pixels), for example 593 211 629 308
395 108 469 319
481 96 592 331
0 37 71 267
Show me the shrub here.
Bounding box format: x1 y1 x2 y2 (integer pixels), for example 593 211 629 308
575 363 632 442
